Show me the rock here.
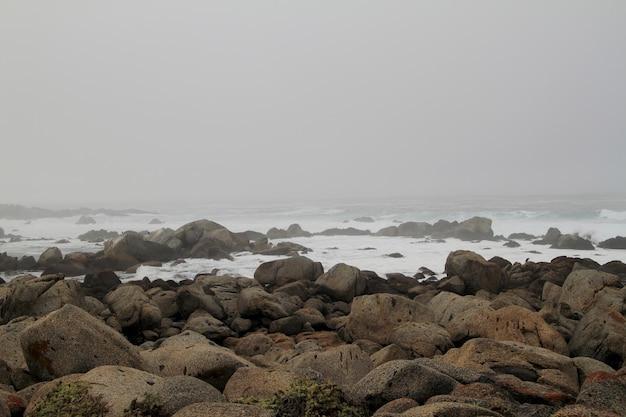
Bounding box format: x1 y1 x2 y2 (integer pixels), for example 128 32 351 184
28 278 89 318
441 338 579 396
237 286 291 320
156 375 225 416
375 225 398 237
444 250 503 295
568 306 626 370
398 401 506 416
599 236 626 249
176 282 226 320
0 274 64 325
554 234 595 250
493 373 576 407
103 231 177 270
76 215 96 224
533 227 562 246
575 371 626 415
397 221 432 238
165 219 248 257
342 293 434 345
450 305 570 355
387 322 454 358
573 357 616 386
20 304 145 380
558 269 625 315
234 333 275 357
182 310 235 341
82 269 122 300
315 263 367 303
268 315 304 336
37 247 62 268
149 218 163 224
347 359 459 411
141 330 252 391
319 227 370 236
77 229 119 242
171 402 275 417
103 284 162 332
253 256 323 289
223 367 299 402
454 217 494 241
427 291 491 327
286 344 373 391
0 253 18 272
0 317 36 370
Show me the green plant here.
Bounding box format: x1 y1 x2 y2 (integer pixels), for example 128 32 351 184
30 380 109 417
123 393 164 417
237 378 368 417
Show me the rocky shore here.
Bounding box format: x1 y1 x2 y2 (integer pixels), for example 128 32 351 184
1 218 626 416
1 242 626 415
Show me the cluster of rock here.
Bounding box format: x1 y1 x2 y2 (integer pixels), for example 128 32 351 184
1 248 625 416
2 216 626 276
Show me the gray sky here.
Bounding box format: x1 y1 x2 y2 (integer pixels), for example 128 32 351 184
2 1 625 209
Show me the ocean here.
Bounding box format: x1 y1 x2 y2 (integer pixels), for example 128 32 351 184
1 194 626 282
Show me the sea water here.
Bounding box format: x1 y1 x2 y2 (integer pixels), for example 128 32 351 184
1 194 626 282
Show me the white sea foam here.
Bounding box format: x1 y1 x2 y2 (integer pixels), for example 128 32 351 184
2 195 626 282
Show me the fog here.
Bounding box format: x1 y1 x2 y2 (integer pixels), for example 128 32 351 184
2 2 625 210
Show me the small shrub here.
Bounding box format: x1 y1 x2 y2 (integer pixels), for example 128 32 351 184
30 380 109 417
237 377 368 417
123 393 164 417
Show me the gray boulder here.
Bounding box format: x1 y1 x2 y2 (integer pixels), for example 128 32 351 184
554 234 595 250
315 263 367 303
0 274 64 325
103 284 162 332
558 268 625 315
103 231 177 269
347 359 459 410
253 256 323 289
36 247 62 268
342 293 434 345
568 306 626 370
444 250 503 295
454 216 494 241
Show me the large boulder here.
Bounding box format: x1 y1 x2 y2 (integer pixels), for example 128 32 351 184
0 274 64 325
141 330 253 391
444 250 503 295
427 291 491 327
164 219 248 257
558 268 625 315
315 263 367 303
191 274 257 321
397 221 432 238
568 306 626 370
553 234 595 250
82 270 122 300
176 282 227 320
103 284 162 333
36 247 62 268
0 316 36 370
454 217 494 241
342 293 434 345
285 344 373 391
103 231 177 269
387 322 454 358
223 367 299 402
447 305 570 355
237 286 291 320
599 236 626 250
347 359 459 411
442 338 580 396
20 304 145 380
253 256 323 289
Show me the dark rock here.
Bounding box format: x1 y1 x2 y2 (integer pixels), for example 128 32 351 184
553 234 595 250
0 252 18 272
37 247 62 268
254 256 323 289
149 218 163 224
318 227 370 236
76 215 96 225
16 255 36 270
445 250 503 295
77 229 119 242
315 263 367 303
533 227 562 246
397 221 432 238
508 232 537 240
599 236 626 249
454 217 494 241
83 270 122 300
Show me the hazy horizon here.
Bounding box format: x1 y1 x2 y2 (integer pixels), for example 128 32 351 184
2 2 625 210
